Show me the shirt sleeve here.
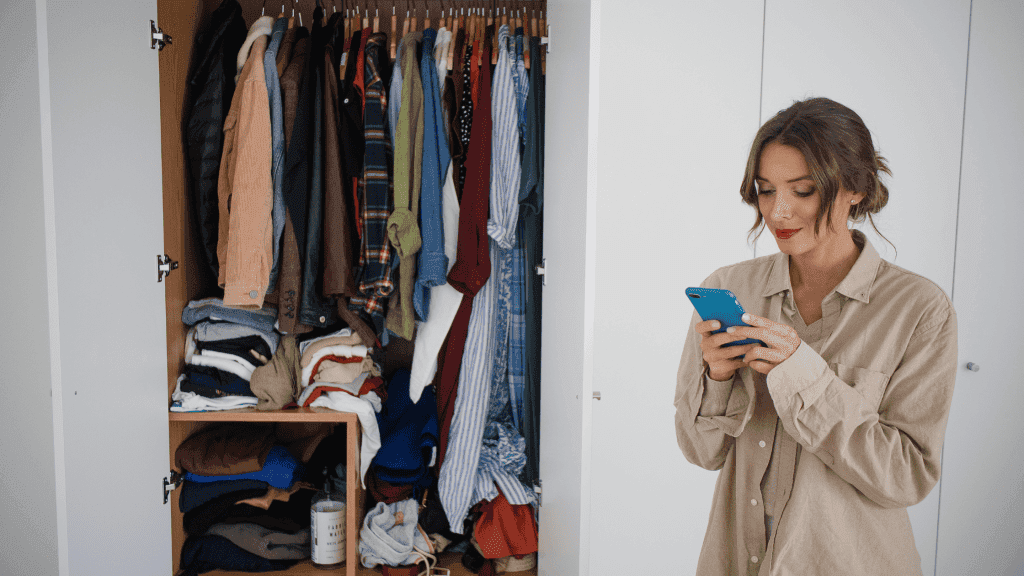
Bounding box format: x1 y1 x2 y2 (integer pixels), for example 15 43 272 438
674 274 756 471
766 302 958 508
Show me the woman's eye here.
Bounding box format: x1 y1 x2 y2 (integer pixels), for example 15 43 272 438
757 188 775 195
795 189 815 198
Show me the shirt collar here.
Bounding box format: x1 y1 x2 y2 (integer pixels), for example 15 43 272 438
760 229 881 304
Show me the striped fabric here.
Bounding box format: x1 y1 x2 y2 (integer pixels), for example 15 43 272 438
438 26 534 534
349 33 395 337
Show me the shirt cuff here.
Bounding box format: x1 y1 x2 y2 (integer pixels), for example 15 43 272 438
766 340 831 407
698 365 735 417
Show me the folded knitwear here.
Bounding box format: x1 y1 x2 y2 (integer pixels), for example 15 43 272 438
179 479 269 514
184 446 304 489
179 534 298 576
300 344 372 385
197 335 272 366
175 423 275 476
192 320 280 354
183 484 314 536
181 297 278 333
190 352 254 381
296 326 358 356
170 379 257 412
181 364 254 397
205 523 311 560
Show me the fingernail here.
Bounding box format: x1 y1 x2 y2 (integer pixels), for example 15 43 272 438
712 321 720 330
741 313 750 322
726 326 736 334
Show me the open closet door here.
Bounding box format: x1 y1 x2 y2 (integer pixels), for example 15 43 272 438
537 1 598 575
42 0 171 573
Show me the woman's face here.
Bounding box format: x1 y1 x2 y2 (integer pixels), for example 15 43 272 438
755 141 863 259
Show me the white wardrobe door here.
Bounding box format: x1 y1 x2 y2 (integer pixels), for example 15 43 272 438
938 1 1024 574
758 3 970 574
42 0 171 573
538 1 598 574
586 1 762 574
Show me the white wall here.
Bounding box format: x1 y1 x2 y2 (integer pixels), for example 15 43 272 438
0 0 60 574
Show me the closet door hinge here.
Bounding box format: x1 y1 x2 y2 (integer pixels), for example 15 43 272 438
158 254 178 282
150 20 173 51
535 258 546 286
163 470 182 504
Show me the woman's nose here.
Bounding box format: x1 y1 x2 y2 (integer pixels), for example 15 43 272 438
772 196 792 220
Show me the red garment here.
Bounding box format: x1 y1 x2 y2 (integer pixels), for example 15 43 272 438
474 490 538 559
446 38 492 296
307 353 366 386
301 377 385 407
436 36 494 471
433 297 473 470
366 467 415 504
470 40 481 109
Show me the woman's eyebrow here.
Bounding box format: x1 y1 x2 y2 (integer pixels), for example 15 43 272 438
754 175 814 183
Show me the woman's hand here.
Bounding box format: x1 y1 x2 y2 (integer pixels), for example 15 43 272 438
697 320 759 381
726 313 802 375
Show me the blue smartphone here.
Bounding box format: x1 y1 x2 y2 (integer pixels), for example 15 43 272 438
685 287 766 348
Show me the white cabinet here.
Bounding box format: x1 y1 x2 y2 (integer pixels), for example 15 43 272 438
937 1 1024 574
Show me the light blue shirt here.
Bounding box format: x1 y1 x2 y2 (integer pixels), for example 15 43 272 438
414 28 452 322
264 17 287 292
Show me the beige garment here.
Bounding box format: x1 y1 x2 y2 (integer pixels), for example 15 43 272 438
249 335 303 411
676 230 957 576
313 357 377 386
299 333 365 368
216 29 274 308
235 481 314 510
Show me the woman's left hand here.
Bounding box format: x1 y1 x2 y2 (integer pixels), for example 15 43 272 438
726 313 802 375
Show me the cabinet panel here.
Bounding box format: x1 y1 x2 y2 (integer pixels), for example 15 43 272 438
938 1 1024 574
759 3 970 573
587 1 763 574
43 0 172 573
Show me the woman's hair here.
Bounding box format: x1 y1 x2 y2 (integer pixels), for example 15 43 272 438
739 97 893 249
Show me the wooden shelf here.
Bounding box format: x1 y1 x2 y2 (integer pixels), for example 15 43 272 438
169 407 361 422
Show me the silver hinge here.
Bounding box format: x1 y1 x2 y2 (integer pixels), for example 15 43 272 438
163 470 182 504
535 258 546 286
158 254 178 282
150 20 172 50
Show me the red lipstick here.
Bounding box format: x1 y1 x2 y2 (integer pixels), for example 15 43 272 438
775 228 800 239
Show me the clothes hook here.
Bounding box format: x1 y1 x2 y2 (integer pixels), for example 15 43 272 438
261 0 267 16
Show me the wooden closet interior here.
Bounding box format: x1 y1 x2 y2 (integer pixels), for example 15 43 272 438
157 0 546 574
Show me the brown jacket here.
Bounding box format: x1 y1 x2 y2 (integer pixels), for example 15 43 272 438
275 31 312 334
216 31 273 308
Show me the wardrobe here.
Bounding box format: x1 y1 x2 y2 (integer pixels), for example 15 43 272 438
31 0 595 574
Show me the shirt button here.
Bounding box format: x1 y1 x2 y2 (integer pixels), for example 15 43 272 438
751 499 757 506
319 316 326 323
759 440 766 448
751 556 759 563
249 290 258 298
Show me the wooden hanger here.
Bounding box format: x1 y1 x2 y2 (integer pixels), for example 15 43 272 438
424 9 430 31
523 9 530 70
410 4 418 34
540 10 546 74
373 8 379 32
403 9 410 36
446 8 459 71
362 5 369 30
491 8 499 66
390 7 398 59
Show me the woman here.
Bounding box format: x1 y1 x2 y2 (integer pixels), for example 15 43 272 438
674 97 958 575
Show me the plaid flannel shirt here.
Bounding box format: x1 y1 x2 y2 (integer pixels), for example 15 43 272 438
349 33 395 336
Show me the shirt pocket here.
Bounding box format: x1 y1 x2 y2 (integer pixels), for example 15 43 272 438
833 363 890 410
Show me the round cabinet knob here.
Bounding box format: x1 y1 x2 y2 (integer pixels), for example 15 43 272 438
966 362 980 372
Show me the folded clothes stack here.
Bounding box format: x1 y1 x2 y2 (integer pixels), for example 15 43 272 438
171 298 281 413
174 423 346 576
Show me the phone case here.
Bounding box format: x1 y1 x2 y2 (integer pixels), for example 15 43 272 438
685 287 765 348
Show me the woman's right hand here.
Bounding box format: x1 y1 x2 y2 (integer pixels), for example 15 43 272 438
697 320 758 381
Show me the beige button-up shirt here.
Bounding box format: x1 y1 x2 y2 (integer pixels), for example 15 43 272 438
675 231 957 576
